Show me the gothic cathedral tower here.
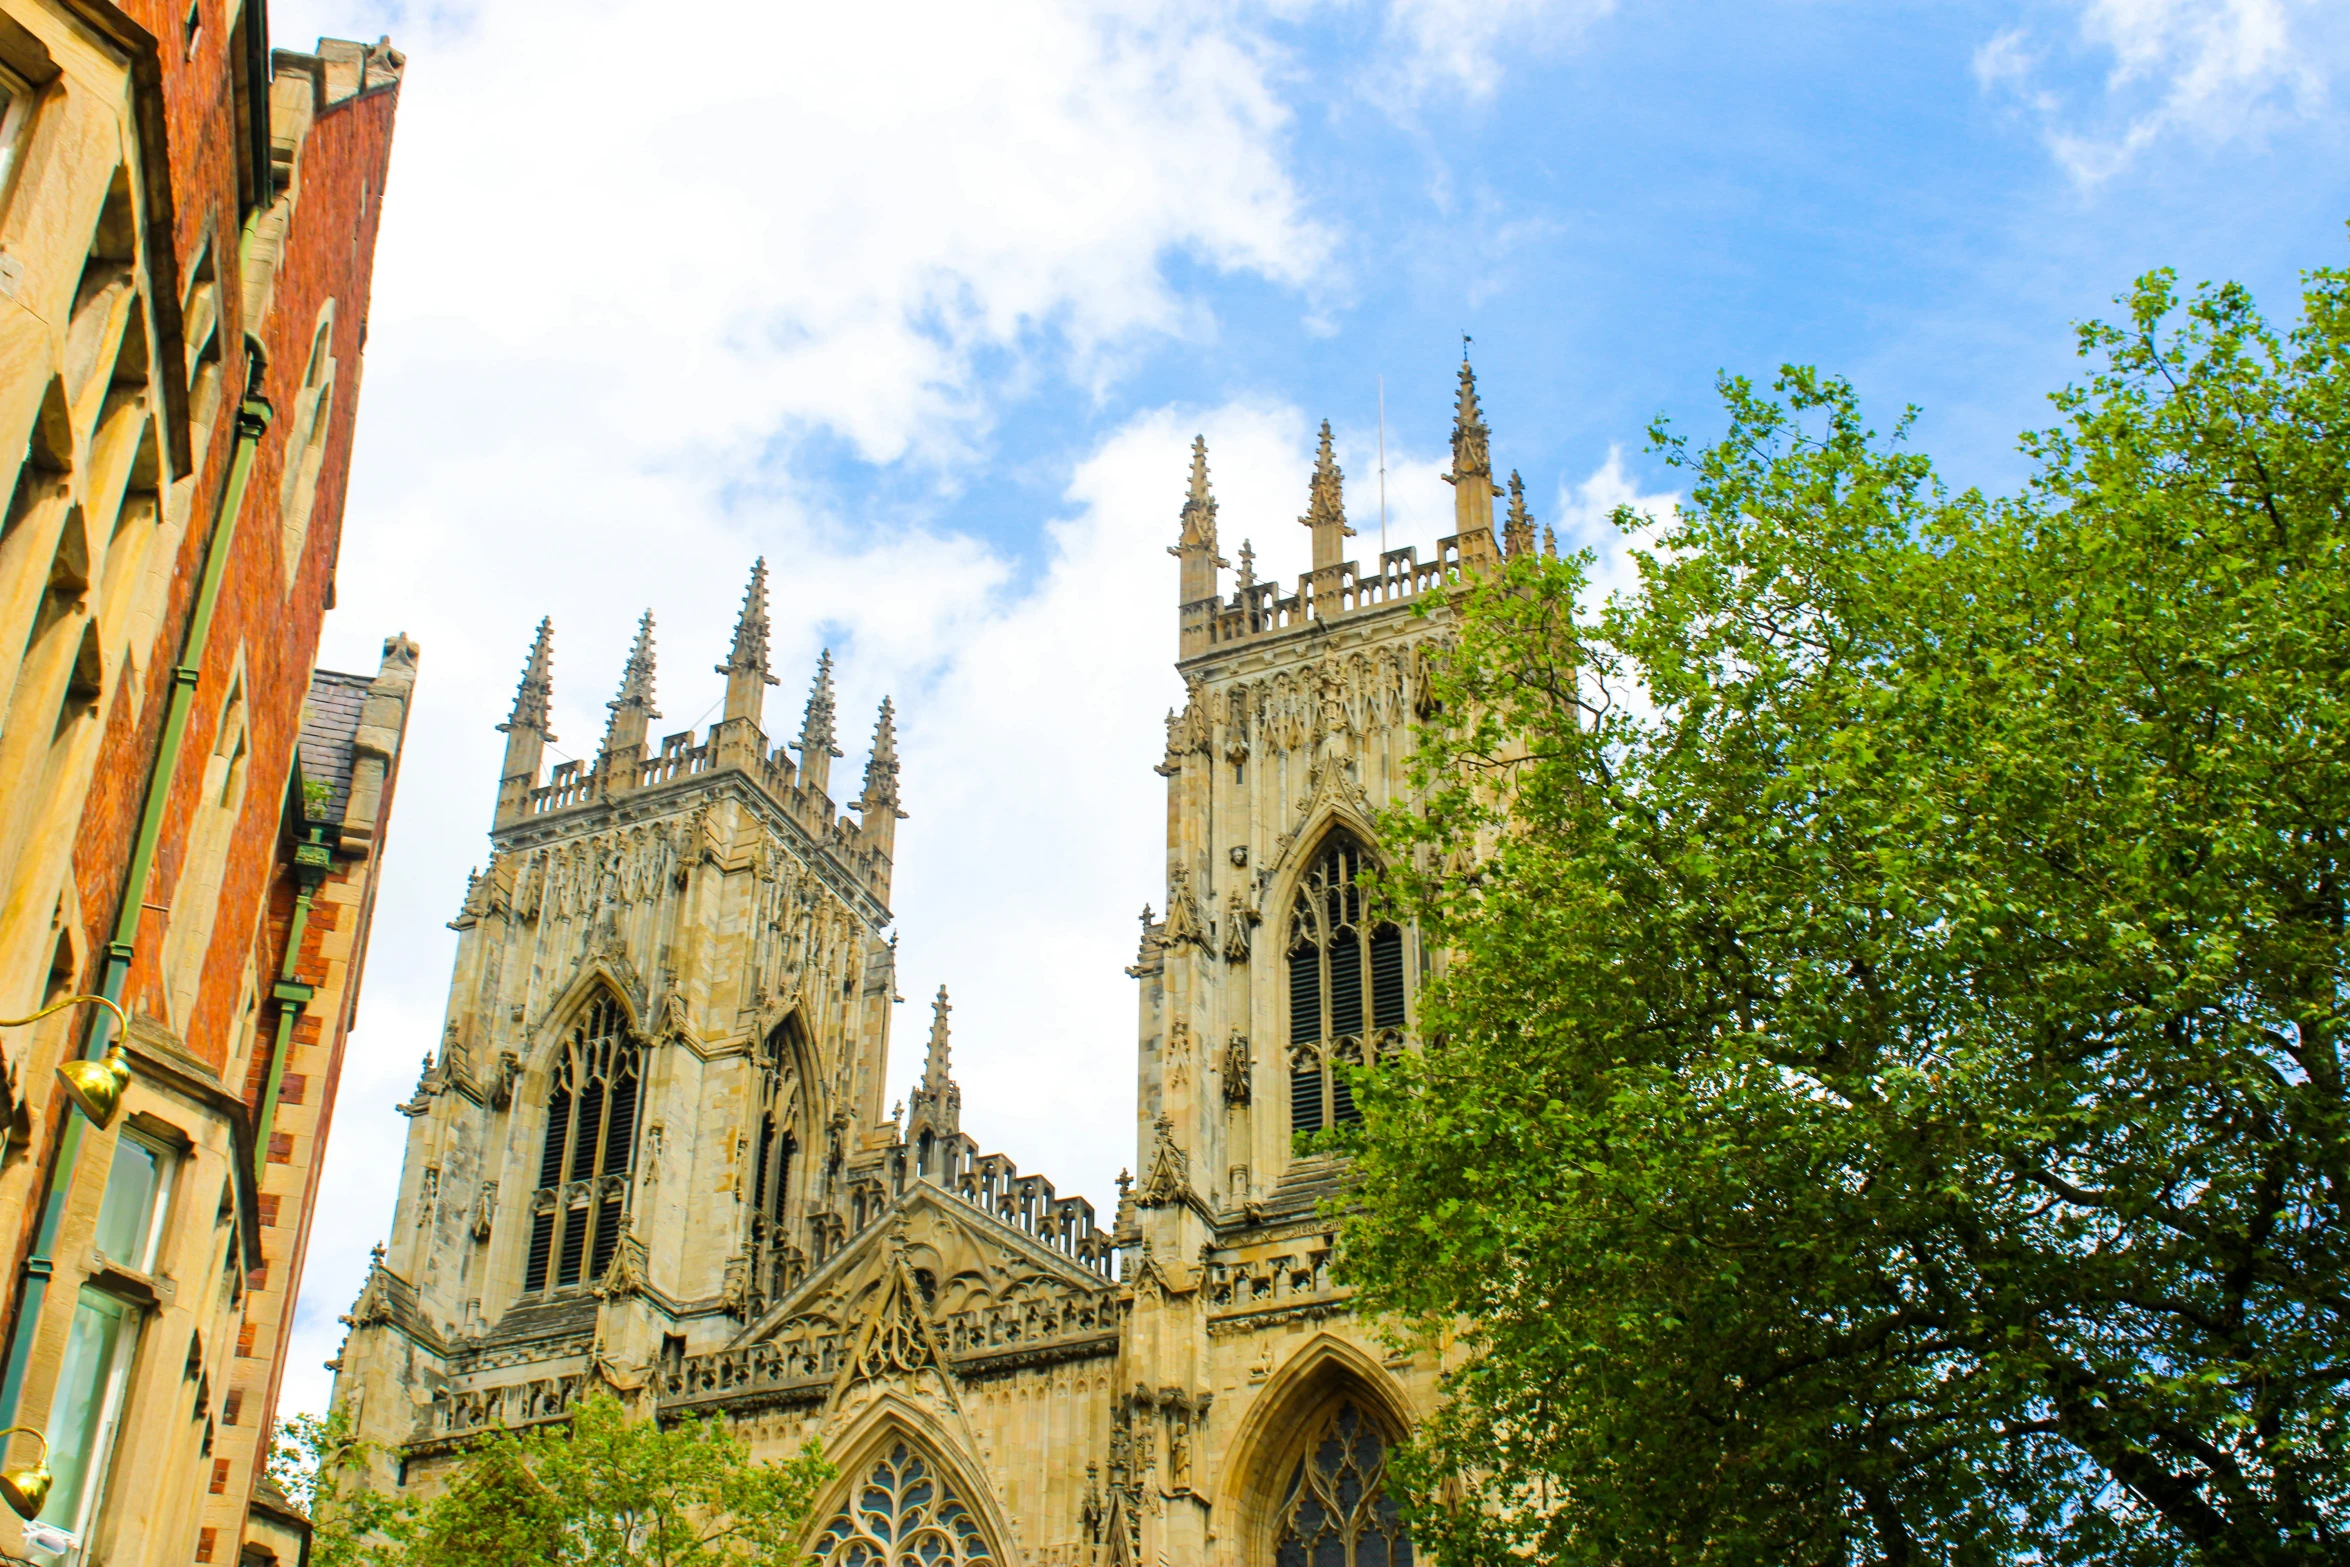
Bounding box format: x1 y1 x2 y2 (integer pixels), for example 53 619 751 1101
330 362 1539 1567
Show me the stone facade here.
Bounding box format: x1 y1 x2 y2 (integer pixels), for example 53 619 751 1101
0 7 406 1564
334 362 1547 1566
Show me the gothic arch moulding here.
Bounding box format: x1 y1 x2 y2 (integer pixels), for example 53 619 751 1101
1213 1332 1419 1567
1261 800 1386 922
529 961 646 1071
805 1391 1018 1567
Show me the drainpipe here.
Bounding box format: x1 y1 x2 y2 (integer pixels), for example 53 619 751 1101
0 395 272 1422
252 825 327 1183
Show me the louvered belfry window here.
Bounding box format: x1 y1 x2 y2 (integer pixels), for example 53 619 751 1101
1288 835 1408 1139
523 993 641 1294
746 1019 805 1314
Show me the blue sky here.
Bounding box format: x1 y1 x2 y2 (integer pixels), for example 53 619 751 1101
268 0 2350 1416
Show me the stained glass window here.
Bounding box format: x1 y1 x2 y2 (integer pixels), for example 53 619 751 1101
810 1441 999 1567
1272 1402 1413 1567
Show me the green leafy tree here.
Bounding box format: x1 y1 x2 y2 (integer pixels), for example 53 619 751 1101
271 1409 412 1567
277 1394 831 1567
1344 252 2350 1565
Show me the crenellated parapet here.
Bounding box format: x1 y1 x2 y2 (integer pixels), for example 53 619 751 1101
1173 354 1548 663
487 562 904 909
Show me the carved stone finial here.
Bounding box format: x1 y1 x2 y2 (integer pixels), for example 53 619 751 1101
1137 1113 1193 1210
1236 538 1256 593
1170 435 1227 605
599 610 660 758
1503 469 1535 559
718 557 778 683
794 649 844 796
497 618 555 740
1444 352 1502 536
857 697 902 816
1298 419 1356 572
909 985 960 1138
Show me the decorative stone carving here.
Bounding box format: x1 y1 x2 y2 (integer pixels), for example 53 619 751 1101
1136 1117 1189 1211
1160 871 1208 950
1222 1033 1252 1105
470 1181 497 1241
595 1229 649 1301
1221 886 1258 962
489 1049 521 1110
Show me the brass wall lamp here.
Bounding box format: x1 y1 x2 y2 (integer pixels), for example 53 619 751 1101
0 1424 48 1518
0 995 133 1130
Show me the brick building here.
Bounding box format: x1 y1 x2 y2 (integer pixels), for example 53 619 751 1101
0 6 409 1563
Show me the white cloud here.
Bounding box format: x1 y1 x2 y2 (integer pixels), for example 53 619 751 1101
259 0 1585 1423
1551 442 1676 612
1378 0 1618 102
1978 0 2345 182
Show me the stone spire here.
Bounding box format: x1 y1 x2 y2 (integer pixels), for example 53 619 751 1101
499 618 555 741
908 984 960 1142
494 618 554 822
1236 538 1256 593
855 697 906 891
1298 419 1356 572
717 557 780 728
793 649 843 798
1503 470 1535 559
1169 435 1226 608
599 610 659 761
857 697 902 815
1444 348 1502 539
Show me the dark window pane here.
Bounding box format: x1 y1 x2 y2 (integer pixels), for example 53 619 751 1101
1329 930 1363 1039
1370 922 1405 1030
570 1077 605 1181
1290 940 1322 1044
556 1203 589 1287
753 1114 774 1213
538 1089 571 1188
1332 1069 1359 1125
1292 1070 1324 1137
601 1064 638 1175
589 1195 623 1283
523 1209 554 1293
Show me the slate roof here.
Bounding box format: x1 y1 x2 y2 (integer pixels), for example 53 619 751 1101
298 668 375 824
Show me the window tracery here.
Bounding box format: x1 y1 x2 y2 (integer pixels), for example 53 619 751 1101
748 1017 807 1312
1273 1402 1413 1567
810 1440 998 1567
522 992 640 1294
1287 836 1406 1137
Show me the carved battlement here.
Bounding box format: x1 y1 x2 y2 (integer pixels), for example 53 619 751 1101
488 563 904 905
1171 356 1549 664
1178 531 1497 660
843 1132 1116 1279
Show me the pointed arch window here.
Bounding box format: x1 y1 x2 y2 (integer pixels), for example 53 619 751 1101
1287 836 1407 1138
522 993 640 1294
747 1017 806 1313
810 1441 998 1566
1274 1402 1414 1567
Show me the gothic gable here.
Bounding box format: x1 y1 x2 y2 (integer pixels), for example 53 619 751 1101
734 1182 1118 1359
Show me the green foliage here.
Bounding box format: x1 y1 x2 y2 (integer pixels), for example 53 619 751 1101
271 1409 409 1567
1344 251 2350 1565
283 1394 832 1567
300 775 334 817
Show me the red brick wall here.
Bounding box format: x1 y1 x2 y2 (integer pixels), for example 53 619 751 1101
130 84 398 1074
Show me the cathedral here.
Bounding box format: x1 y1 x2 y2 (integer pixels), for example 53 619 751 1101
329 361 1542 1566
